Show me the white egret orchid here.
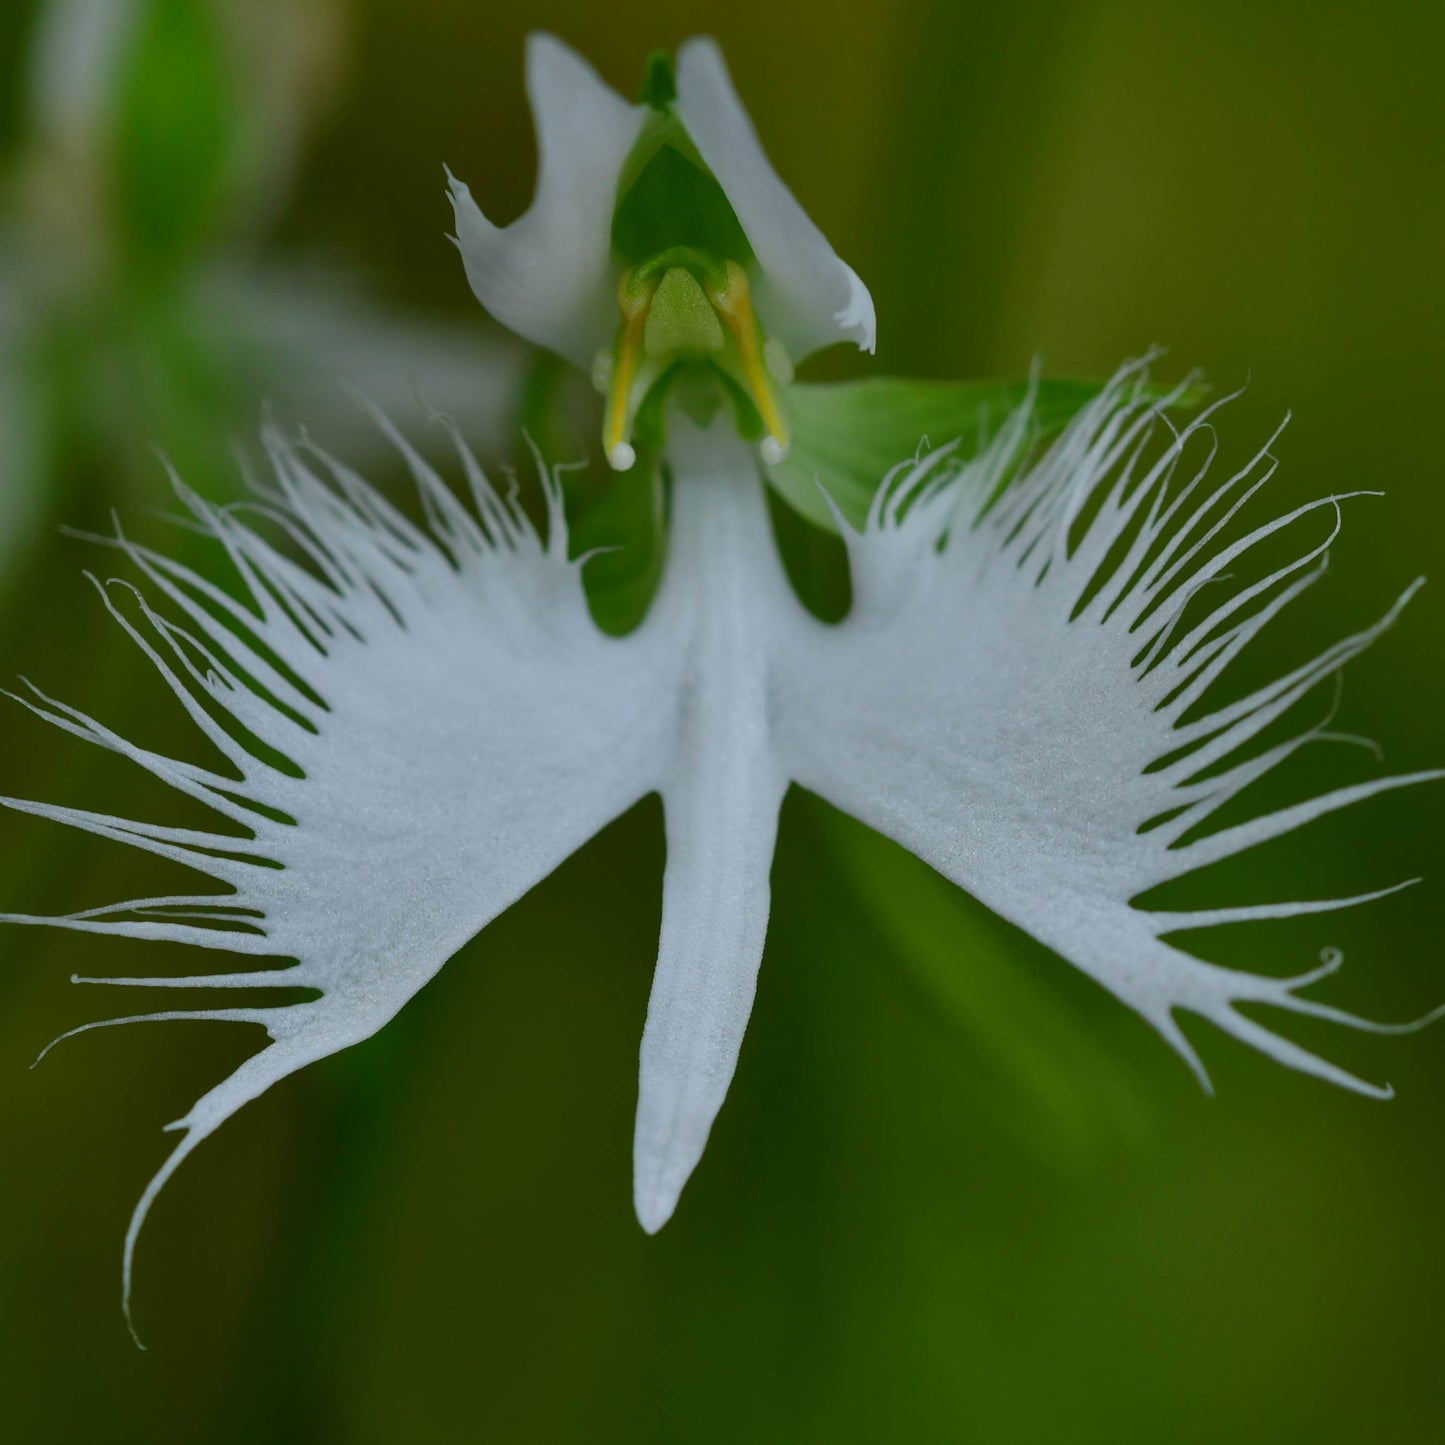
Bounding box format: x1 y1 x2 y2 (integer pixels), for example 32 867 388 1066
3 34 1438 1339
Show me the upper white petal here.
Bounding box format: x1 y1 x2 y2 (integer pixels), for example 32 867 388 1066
449 34 645 367
675 37 876 359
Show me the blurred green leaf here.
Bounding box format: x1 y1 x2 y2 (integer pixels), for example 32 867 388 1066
516 353 668 635
113 0 238 269
822 807 1152 1168
570 456 666 636
769 375 1104 529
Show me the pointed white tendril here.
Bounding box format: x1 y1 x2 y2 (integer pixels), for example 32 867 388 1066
2 358 1437 1336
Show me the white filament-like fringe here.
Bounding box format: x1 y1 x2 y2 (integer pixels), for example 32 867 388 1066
3 412 588 1344
803 355 1441 1100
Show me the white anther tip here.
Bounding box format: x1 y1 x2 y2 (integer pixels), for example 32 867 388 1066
608 442 637 471
759 436 786 466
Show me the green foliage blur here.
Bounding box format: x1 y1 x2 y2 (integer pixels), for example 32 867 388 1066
0 1 1441 1441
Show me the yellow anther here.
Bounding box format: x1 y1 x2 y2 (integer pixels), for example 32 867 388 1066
603 253 793 471
708 259 791 465
604 268 658 471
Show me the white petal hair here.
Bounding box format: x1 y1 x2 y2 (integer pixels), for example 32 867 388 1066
2 360 1437 1342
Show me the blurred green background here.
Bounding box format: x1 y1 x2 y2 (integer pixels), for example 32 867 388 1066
1 1 1442 1441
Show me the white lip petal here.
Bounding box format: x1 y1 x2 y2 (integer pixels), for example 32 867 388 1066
675 37 876 360
448 33 644 367
634 381 1437 1224
2 414 677 1337
779 362 1441 1097
632 416 798 1233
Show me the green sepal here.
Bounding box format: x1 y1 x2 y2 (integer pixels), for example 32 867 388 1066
768 376 1096 531
611 74 754 267
639 51 677 110
770 375 1202 532
611 140 753 267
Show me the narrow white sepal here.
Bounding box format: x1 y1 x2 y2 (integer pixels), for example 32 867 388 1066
450 34 874 372
675 38 877 360
448 34 644 368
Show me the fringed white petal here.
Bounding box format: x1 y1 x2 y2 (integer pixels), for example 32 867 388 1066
447 34 644 368
780 359 1440 1097
675 38 876 360
6 362 1436 1294
2 416 680 1337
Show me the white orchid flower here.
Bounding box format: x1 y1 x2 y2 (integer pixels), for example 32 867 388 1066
3 34 1439 1340
447 36 873 475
